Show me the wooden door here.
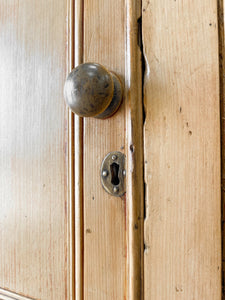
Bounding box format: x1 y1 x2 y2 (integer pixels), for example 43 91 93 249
0 1 69 299
143 1 221 299
0 1 222 300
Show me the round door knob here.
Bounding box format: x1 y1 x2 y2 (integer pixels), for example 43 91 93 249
64 63 123 119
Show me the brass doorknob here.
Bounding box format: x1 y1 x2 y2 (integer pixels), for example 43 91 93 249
64 63 123 119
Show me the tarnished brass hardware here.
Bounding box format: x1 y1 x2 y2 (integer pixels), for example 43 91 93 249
64 63 123 119
101 151 126 197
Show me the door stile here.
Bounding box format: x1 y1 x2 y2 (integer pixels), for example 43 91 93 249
83 0 127 298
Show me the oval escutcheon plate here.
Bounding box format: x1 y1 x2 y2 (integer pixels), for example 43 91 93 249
100 151 126 197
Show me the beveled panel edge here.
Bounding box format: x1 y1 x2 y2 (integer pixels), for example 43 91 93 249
0 288 35 300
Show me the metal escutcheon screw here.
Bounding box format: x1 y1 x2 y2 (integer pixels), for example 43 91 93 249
113 186 119 193
102 170 108 177
112 155 117 161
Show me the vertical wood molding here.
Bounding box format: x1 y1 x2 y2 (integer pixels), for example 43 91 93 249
125 1 144 299
67 1 75 299
74 1 84 299
67 0 84 299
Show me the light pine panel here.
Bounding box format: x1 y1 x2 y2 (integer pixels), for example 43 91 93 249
143 0 221 299
0 1 68 299
83 0 126 299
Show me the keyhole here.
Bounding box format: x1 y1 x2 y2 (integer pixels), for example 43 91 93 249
110 163 120 185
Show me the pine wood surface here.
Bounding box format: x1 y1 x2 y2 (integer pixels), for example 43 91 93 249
218 0 225 298
0 1 69 299
143 0 221 299
0 0 222 299
82 1 126 299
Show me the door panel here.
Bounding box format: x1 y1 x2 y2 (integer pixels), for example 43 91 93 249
0 1 68 299
143 0 221 299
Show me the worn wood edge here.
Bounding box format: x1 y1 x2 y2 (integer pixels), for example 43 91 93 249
218 0 225 297
74 1 84 300
67 0 75 299
0 289 34 300
125 1 144 299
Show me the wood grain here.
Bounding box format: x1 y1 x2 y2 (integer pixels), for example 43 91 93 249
83 0 126 299
0 1 69 299
143 0 221 299
218 0 225 298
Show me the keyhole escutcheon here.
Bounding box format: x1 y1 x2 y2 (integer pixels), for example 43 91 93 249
100 151 126 197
